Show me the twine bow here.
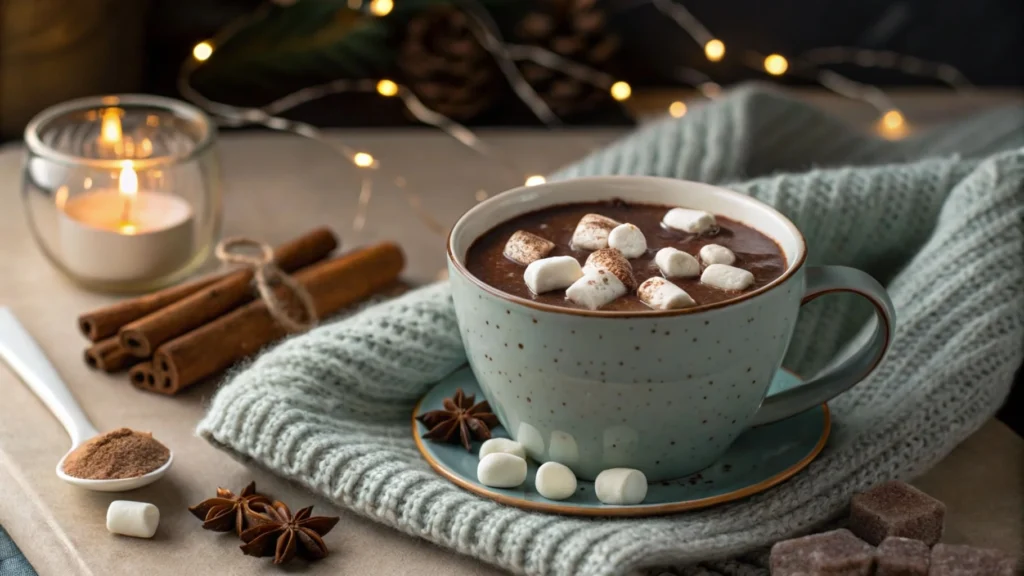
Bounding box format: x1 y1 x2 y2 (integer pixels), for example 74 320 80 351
215 237 318 333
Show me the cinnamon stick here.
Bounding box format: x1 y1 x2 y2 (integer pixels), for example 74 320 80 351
84 337 140 373
128 362 156 391
149 242 404 395
78 276 220 341
119 228 339 358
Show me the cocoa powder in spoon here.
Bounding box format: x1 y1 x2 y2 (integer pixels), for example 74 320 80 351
63 428 170 480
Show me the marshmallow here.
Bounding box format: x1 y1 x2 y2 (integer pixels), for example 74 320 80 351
477 453 527 488
607 223 647 259
548 430 579 466
583 248 637 291
637 277 697 310
663 208 716 234
595 468 648 505
503 230 555 265
699 243 736 266
524 256 583 294
571 214 620 250
565 270 626 310
654 247 700 278
517 422 546 460
107 500 160 538
701 263 755 291
479 438 526 460
535 462 577 501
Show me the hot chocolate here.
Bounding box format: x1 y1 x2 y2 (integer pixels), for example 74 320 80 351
465 200 787 312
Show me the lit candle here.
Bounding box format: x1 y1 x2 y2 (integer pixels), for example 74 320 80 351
58 162 194 283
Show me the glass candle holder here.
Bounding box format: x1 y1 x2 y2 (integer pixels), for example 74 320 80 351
22 94 221 293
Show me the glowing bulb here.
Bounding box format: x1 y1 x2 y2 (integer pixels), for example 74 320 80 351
877 109 908 139
100 108 122 144
369 0 393 16
668 101 687 118
193 41 214 62
610 81 632 101
704 39 725 62
763 54 788 76
525 175 546 186
881 109 904 131
353 152 375 167
376 79 398 97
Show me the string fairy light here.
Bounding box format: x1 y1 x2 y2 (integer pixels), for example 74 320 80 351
610 81 632 101
763 54 789 76
176 0 976 237
375 79 399 97
192 41 214 62
703 39 725 62
353 152 375 168
368 0 392 17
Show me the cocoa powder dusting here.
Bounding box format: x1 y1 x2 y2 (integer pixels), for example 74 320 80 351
62 428 170 480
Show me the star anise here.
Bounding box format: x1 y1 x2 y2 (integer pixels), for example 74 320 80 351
188 481 272 536
239 501 340 564
417 387 499 451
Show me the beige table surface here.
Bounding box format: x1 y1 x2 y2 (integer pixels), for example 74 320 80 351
1 91 1022 575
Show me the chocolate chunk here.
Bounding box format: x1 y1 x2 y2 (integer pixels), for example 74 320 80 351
876 537 929 576
929 543 1019 576
849 481 945 545
770 529 875 576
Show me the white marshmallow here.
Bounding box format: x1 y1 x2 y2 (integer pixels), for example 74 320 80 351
571 214 620 250
106 500 160 538
524 256 583 294
595 468 648 505
477 453 527 488
535 462 577 501
637 277 697 310
548 430 579 466
565 270 627 310
478 438 526 460
701 263 755 291
517 422 546 460
654 247 700 278
699 243 735 266
607 223 647 259
662 208 716 234
583 248 637 290
503 230 555 265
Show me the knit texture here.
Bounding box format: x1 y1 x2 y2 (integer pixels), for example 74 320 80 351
197 86 1024 576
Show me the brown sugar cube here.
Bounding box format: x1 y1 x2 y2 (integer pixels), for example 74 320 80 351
929 544 1019 576
877 537 930 576
503 230 555 265
849 481 945 545
770 529 875 576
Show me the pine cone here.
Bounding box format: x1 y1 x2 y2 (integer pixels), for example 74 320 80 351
515 0 621 117
397 5 501 121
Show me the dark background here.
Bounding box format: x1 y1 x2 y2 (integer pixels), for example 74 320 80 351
138 0 1024 127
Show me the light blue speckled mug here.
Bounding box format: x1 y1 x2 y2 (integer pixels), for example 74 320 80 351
447 176 894 481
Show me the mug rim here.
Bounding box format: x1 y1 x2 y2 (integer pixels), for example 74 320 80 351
447 175 808 318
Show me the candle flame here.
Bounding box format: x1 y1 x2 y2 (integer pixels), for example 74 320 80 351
101 109 123 144
119 162 138 227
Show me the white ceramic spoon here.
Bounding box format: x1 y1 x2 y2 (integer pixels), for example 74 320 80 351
0 308 173 491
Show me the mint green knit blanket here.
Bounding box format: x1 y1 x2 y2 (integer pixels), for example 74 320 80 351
197 87 1024 576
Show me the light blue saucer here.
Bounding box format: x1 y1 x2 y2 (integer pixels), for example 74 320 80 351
413 367 830 517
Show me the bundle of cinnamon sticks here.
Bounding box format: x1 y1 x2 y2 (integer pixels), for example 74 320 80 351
79 227 405 396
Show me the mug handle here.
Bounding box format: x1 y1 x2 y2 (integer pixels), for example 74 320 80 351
750 266 895 427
